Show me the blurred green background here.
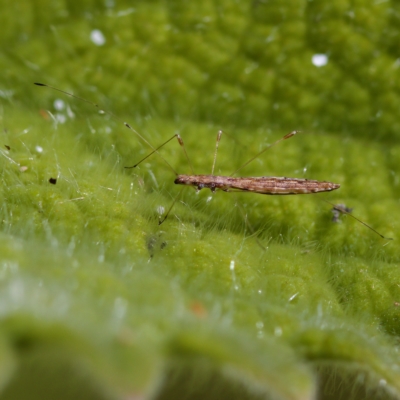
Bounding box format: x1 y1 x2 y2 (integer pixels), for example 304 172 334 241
0 1 400 399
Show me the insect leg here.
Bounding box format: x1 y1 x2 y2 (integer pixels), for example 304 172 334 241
211 130 223 175
125 134 194 175
158 188 185 225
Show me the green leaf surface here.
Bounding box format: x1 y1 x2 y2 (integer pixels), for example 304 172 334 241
0 0 400 399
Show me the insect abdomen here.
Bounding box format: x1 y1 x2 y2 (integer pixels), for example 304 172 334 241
230 176 340 194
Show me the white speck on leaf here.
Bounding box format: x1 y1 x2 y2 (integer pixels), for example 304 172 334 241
312 54 328 67
90 29 106 46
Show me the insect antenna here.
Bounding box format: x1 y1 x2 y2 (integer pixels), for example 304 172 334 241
34 82 179 175
230 130 298 176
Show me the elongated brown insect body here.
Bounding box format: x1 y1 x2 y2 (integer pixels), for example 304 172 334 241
175 175 340 195
34 83 392 239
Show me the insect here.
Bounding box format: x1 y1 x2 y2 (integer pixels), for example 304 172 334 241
34 82 392 240
331 203 353 223
126 129 340 221
172 133 340 195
